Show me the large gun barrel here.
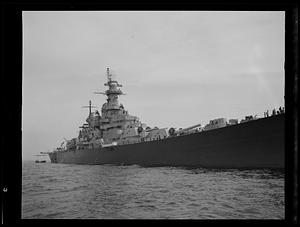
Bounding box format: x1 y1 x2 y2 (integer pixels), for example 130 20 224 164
175 123 201 134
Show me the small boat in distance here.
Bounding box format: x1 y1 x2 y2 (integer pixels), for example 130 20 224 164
34 154 48 163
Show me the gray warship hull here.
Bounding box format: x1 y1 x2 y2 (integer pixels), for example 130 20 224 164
49 114 284 168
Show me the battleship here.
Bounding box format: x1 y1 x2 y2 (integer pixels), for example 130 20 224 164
46 68 284 169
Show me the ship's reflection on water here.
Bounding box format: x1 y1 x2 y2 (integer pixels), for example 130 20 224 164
22 161 284 219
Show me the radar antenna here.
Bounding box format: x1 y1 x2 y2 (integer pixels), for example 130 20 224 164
82 100 97 115
94 91 107 95
95 68 126 95
107 67 112 82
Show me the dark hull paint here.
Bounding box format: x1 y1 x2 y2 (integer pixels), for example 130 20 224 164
49 114 284 168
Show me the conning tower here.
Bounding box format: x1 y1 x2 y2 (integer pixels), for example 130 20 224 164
94 68 140 144
103 68 124 112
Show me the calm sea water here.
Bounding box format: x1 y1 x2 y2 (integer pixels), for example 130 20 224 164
22 161 284 219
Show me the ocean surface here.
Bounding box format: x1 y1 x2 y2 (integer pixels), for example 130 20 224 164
22 160 284 219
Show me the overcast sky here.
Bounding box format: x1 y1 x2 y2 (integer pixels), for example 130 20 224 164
22 11 285 160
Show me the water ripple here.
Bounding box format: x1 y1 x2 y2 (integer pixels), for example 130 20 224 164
22 161 284 219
